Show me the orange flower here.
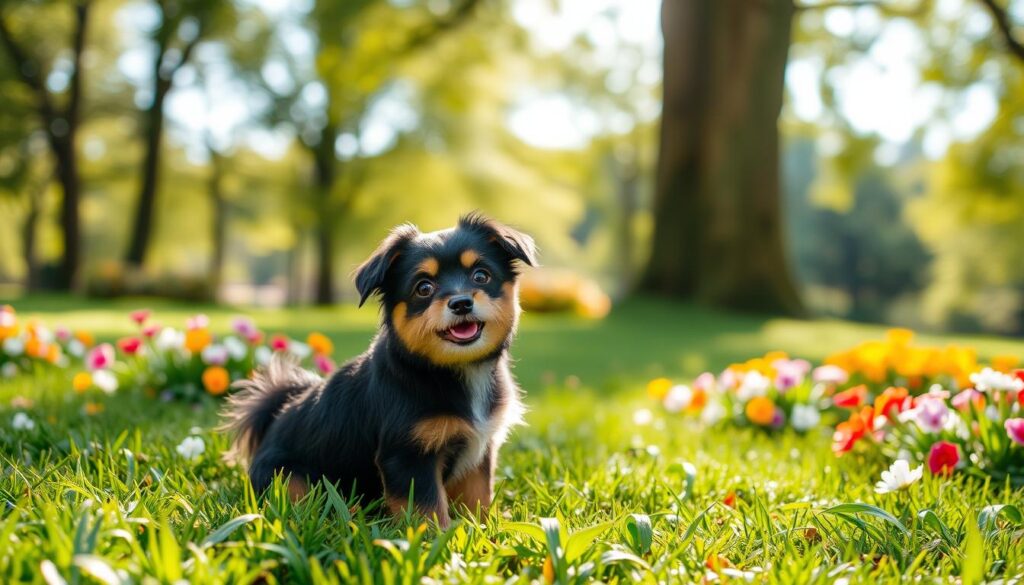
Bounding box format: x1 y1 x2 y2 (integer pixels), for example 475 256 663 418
75 330 95 348
646 377 672 400
832 406 875 455
745 396 776 426
542 556 555 584
45 344 62 364
307 332 334 356
885 328 914 347
185 328 213 353
202 366 231 395
874 386 909 419
84 402 105 416
689 387 708 412
833 384 868 408
722 491 737 508
991 355 1020 373
706 555 734 571
25 338 43 358
72 372 92 393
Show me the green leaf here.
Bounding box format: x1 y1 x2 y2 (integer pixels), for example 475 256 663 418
624 514 653 555
502 521 546 545
564 520 614 562
961 518 985 585
821 503 908 534
978 504 1023 533
201 513 261 547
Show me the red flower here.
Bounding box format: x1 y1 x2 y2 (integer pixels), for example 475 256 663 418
874 386 910 419
832 406 875 455
722 491 737 508
142 324 160 338
833 384 868 409
927 441 959 476
270 334 289 352
130 309 151 326
117 337 142 355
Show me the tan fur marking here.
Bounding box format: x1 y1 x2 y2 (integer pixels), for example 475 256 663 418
460 249 480 268
287 477 308 501
447 467 492 514
417 257 439 277
412 415 474 453
383 463 451 528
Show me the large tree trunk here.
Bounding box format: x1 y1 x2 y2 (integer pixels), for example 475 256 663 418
642 0 803 315
51 135 82 290
312 124 338 306
125 79 170 267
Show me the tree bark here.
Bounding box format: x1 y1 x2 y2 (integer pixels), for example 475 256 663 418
312 124 338 305
642 0 804 315
125 76 170 267
208 147 227 299
20 178 45 291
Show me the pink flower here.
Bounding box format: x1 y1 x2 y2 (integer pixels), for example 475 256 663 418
315 354 336 375
55 327 72 343
270 334 289 352
142 324 161 338
117 337 142 355
718 368 738 390
813 365 849 386
1006 419 1024 446
86 343 115 371
914 396 949 433
130 309 151 326
232 317 258 340
774 360 809 392
951 389 984 412
186 314 210 331
927 441 959 475
693 372 716 393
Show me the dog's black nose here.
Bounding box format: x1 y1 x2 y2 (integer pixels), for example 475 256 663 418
448 295 474 315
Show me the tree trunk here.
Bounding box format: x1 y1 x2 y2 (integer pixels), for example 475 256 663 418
51 135 82 290
208 148 227 299
125 79 170 267
642 0 803 315
312 124 338 305
20 178 43 291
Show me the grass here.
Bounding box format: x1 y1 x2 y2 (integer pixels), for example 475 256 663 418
2 296 1024 583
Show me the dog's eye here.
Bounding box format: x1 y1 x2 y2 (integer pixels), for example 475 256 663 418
471 269 491 285
414 280 436 297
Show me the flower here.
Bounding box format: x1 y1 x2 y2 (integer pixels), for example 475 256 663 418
74 331 95 348
307 332 334 356
72 372 93 393
701 401 726 425
632 408 653 426
813 364 849 386
185 328 212 353
202 366 231 395
912 396 949 434
791 404 821 431
86 344 115 371
874 386 910 419
970 367 1024 394
186 314 210 331
874 459 923 494
991 355 1020 373
832 407 875 455
92 370 119 394
176 436 205 460
288 341 311 359
736 371 770 401
1 362 17 378
83 402 104 416
130 309 151 325
833 384 868 408
3 336 25 357
1006 419 1024 446
12 412 35 431
745 396 776 426
142 324 160 338
927 441 960 476
951 389 985 412
232 317 259 341
223 336 248 361
155 327 185 352
663 384 693 413
270 334 289 352
117 337 142 355
774 359 809 392
255 345 272 366
647 377 672 400
314 354 336 375
201 344 229 366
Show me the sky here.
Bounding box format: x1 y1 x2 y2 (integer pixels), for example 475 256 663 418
110 0 1005 164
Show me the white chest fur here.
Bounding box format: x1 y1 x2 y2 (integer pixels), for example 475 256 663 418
448 361 524 481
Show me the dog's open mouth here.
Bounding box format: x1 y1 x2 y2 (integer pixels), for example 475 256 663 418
439 321 484 344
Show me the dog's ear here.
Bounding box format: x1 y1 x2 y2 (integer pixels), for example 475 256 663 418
459 212 538 269
353 223 420 307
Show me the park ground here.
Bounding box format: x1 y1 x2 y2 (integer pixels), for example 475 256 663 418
2 296 1024 583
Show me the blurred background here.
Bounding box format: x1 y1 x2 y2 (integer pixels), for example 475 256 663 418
0 0 1021 334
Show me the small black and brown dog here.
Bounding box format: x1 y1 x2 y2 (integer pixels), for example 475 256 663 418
222 214 535 527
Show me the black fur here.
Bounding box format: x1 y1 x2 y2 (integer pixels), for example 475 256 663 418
221 214 534 526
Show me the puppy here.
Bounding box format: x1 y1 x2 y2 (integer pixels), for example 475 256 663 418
222 213 535 527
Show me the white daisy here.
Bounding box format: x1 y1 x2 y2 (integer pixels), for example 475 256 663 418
176 436 205 461
874 459 923 494
11 412 35 431
970 367 1024 393
790 404 821 431
662 385 692 413
92 369 119 395
632 408 653 426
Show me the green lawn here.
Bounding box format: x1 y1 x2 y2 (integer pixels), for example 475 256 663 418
2 297 1024 583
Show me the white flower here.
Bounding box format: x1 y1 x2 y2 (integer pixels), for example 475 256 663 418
736 371 770 401
155 328 185 353
223 336 248 361
11 412 35 431
33 326 54 344
633 408 653 426
1 362 17 378
970 367 1024 394
67 339 86 358
201 344 229 366
874 459 923 494
176 436 205 461
92 369 119 395
701 401 727 425
254 345 272 366
790 404 821 431
288 341 311 360
3 336 25 357
663 385 692 413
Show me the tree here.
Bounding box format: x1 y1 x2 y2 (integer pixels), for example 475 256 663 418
0 1 91 290
124 0 233 268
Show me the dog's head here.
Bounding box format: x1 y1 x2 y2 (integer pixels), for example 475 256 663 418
354 213 537 366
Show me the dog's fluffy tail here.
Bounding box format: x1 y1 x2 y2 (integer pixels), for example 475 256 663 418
219 356 322 463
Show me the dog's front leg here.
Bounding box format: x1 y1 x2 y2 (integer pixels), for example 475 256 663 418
447 442 494 515
377 448 450 528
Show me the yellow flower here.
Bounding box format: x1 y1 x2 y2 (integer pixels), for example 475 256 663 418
745 396 776 426
185 328 213 353
991 355 1020 373
885 328 915 346
307 332 334 356
646 377 672 401
72 372 93 393
202 366 231 395
75 330 95 348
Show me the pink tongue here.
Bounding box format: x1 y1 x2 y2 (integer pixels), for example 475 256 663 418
449 322 480 340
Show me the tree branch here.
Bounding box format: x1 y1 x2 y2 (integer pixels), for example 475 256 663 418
977 0 1024 62
793 0 927 16
398 0 481 55
66 2 91 127
0 10 57 121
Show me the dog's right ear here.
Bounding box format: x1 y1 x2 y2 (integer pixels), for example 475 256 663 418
353 224 420 307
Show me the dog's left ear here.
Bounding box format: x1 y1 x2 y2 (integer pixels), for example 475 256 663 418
354 223 419 307
460 213 538 269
